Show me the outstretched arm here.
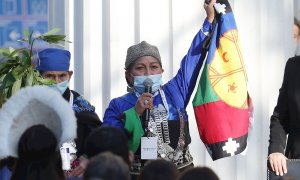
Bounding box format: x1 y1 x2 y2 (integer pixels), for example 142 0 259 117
165 0 216 108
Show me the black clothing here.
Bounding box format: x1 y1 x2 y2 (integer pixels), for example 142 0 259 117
269 56 300 158
63 88 101 157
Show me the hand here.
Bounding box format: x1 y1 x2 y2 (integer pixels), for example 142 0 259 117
68 156 89 178
204 0 216 23
268 153 287 176
135 93 153 116
128 151 135 166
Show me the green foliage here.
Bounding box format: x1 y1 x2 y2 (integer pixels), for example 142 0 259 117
0 28 70 106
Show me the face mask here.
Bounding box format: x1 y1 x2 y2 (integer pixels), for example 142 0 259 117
49 80 69 95
133 74 163 95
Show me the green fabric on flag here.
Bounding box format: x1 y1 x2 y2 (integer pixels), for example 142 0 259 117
124 107 144 153
193 64 219 107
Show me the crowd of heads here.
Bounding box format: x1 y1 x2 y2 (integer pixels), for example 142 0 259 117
0 85 220 180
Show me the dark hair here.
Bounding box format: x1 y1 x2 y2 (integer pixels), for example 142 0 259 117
84 126 130 165
75 111 102 157
84 151 130 180
179 166 219 180
10 125 64 180
139 159 179 180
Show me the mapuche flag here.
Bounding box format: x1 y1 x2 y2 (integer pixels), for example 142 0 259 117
192 0 252 160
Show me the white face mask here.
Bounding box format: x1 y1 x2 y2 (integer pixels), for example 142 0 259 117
49 80 69 94
133 74 163 95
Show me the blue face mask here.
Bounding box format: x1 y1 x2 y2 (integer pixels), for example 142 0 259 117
49 80 69 95
133 74 163 95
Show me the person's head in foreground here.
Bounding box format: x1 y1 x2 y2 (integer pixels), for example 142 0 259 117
84 126 130 165
83 151 130 180
179 166 219 180
138 159 179 180
0 86 77 180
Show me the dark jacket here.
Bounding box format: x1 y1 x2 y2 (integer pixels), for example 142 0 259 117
269 56 300 158
63 88 101 157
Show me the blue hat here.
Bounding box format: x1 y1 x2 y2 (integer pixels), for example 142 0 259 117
36 48 71 71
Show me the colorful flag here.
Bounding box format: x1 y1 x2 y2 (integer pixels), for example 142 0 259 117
192 0 251 160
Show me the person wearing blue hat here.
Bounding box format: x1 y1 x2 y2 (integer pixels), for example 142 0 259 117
36 48 73 91
36 48 102 178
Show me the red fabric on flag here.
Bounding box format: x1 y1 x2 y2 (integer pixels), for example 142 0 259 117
194 100 249 145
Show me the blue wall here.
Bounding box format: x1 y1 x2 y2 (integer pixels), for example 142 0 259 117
0 0 48 48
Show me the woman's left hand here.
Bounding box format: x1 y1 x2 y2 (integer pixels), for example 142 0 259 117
268 152 287 176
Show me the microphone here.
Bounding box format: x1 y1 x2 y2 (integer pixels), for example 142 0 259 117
143 78 153 123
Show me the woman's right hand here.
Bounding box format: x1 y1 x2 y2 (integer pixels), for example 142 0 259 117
268 152 287 176
204 0 216 23
135 93 153 116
